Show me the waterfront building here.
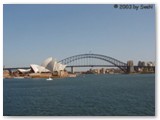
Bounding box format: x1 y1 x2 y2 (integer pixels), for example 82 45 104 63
94 69 100 74
18 57 67 74
138 61 146 67
31 57 67 73
100 68 105 74
147 62 154 67
3 70 10 78
146 62 154 72
137 61 155 73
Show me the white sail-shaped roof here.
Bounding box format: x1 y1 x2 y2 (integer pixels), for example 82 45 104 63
41 57 52 68
59 64 67 71
45 59 57 73
55 63 66 71
18 69 31 73
41 57 56 72
30 64 50 73
31 57 67 73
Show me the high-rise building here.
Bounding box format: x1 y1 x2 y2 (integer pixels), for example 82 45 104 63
138 61 146 67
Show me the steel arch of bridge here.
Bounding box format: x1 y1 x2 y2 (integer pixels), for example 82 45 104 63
59 54 127 72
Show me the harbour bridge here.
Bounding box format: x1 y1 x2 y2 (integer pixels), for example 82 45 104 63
59 53 127 73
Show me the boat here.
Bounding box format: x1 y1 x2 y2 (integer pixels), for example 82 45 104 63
68 74 76 78
46 77 53 80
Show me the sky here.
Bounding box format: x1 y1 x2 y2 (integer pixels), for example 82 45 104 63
3 4 156 67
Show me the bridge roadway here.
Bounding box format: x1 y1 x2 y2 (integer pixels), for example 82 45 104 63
3 65 155 74
3 67 30 71
66 65 126 67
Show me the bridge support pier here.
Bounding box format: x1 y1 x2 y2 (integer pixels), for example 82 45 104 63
71 66 74 73
127 66 135 73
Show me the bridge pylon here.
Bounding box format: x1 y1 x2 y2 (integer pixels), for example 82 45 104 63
71 66 74 73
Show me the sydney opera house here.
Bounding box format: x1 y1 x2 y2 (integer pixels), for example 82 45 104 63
18 57 66 74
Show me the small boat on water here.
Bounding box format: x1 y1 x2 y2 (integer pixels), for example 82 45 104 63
46 77 53 81
68 74 76 78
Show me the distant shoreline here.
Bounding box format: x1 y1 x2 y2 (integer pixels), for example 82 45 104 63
3 72 155 79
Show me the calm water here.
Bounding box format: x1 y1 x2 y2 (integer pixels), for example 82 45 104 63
3 74 155 116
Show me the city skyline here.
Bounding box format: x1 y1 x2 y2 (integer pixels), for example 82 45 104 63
3 4 156 67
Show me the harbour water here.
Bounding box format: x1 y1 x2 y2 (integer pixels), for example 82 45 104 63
3 74 155 116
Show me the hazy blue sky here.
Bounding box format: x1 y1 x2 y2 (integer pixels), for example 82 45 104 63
4 4 156 67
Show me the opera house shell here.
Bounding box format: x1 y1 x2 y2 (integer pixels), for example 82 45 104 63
29 57 66 73
41 57 66 72
17 57 66 73
30 64 50 73
18 68 31 73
